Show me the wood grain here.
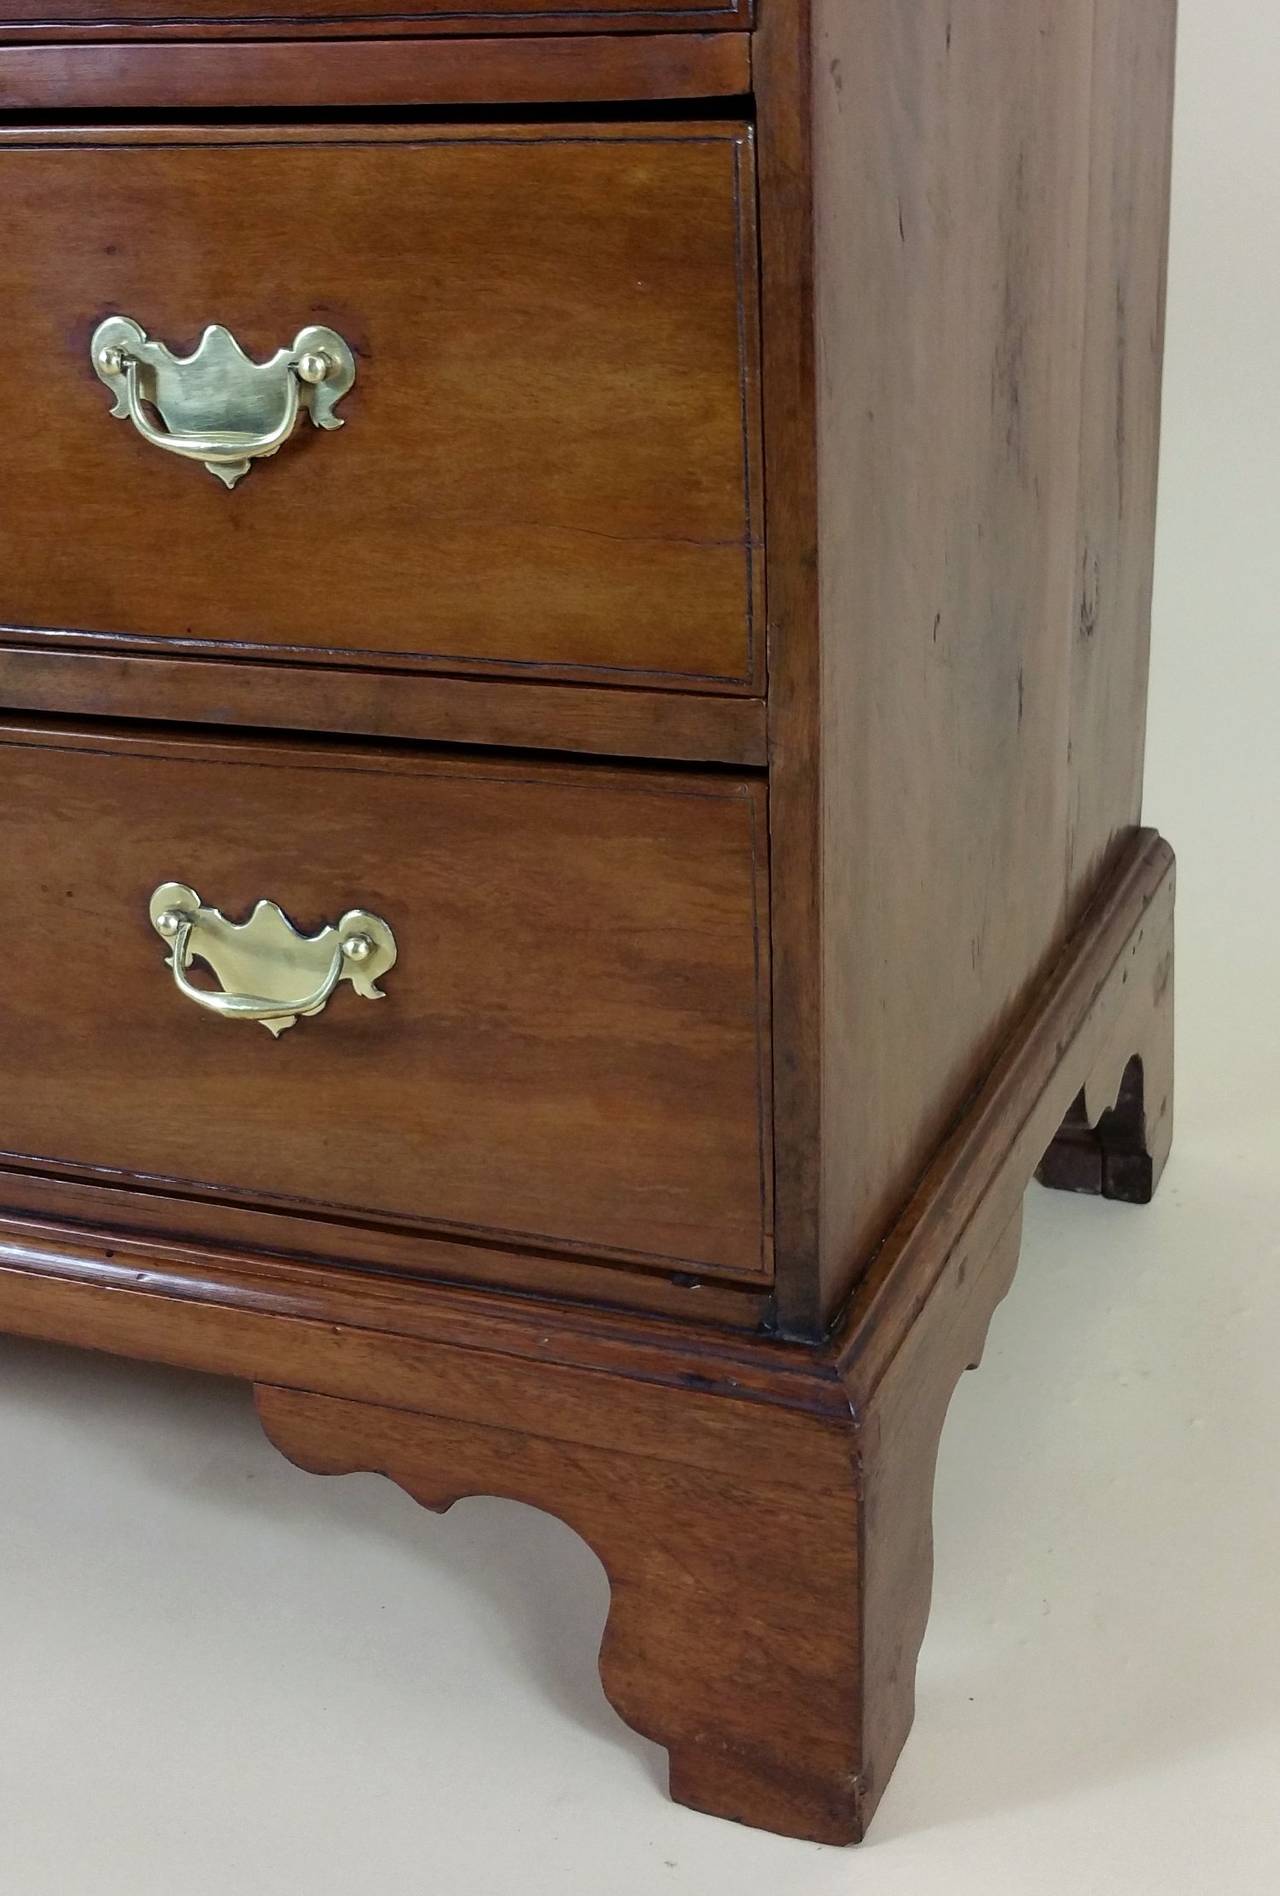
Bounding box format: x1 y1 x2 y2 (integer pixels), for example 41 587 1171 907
836 830 1175 1397
1064 0 1178 915
753 0 823 1327
258 1380 865 1843
0 829 1175 1843
0 3 1179 1844
0 34 751 110
0 123 762 692
0 0 752 39
0 1173 775 1326
854 1206 1024 1819
1038 896 1174 1203
757 0 1178 1329
0 723 773 1281
0 645 768 767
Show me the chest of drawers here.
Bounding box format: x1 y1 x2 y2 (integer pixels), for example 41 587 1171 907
0 0 1176 1844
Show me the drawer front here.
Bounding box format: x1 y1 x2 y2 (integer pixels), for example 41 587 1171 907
0 124 761 692
0 727 771 1281
0 1 750 34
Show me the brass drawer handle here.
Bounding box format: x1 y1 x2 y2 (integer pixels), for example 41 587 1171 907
149 883 395 1038
92 318 356 489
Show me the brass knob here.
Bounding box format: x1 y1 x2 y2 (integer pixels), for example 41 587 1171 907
295 350 331 386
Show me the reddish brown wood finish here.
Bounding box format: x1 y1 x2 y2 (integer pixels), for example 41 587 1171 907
0 723 773 1282
759 0 1178 1332
0 1184 772 1327
0 123 762 693
0 832 1175 1843
836 833 1175 1399
0 646 768 767
259 1379 864 1840
1038 953 1174 1204
0 0 1178 1848
0 34 751 110
0 0 751 39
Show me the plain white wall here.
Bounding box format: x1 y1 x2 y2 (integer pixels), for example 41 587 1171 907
1148 0 1280 1147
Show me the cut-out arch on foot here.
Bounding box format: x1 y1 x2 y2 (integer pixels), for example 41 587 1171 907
1037 912 1174 1203
253 1212 1028 1843
255 1379 869 1842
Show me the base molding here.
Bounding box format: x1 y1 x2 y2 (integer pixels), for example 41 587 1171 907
0 829 1174 1843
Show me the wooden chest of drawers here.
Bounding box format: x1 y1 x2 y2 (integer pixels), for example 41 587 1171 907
0 0 1177 1845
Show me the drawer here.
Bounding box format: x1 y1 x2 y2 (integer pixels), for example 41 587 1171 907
0 1 750 35
0 124 761 693
0 726 772 1282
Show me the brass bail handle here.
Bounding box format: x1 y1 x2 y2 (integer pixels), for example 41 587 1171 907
92 318 357 489
149 883 396 1038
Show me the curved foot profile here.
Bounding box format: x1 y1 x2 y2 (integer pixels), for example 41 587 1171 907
253 1214 1024 1845
255 1378 869 1844
1037 903 1173 1203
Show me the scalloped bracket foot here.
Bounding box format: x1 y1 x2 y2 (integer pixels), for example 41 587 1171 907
251 1208 1026 1846
1036 891 1174 1204
255 1378 870 1845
